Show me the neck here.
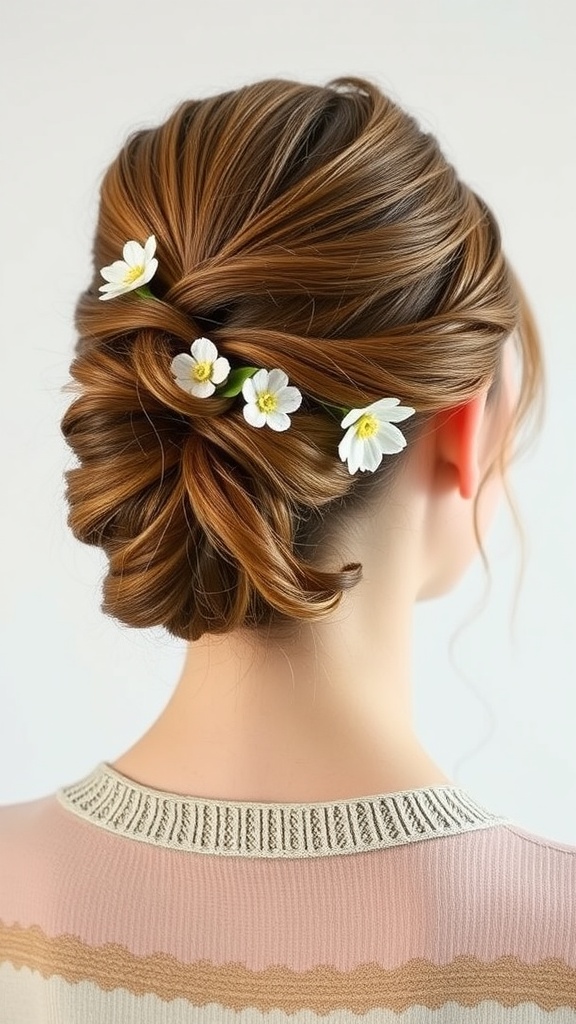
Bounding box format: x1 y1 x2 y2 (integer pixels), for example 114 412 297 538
111 582 453 802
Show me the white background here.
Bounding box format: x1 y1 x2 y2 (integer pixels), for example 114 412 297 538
1 0 575 840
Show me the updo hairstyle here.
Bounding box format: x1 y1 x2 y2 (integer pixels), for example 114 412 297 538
61 76 543 642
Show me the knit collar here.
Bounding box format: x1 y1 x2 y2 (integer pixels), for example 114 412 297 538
56 760 511 859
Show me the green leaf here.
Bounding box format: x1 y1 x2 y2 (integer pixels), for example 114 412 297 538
134 284 155 299
216 366 260 397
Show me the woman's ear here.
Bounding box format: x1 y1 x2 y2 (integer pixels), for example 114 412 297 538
433 391 489 500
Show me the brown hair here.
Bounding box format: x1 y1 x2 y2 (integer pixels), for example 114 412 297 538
61 75 544 643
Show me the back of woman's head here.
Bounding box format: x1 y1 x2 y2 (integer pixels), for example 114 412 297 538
61 75 543 643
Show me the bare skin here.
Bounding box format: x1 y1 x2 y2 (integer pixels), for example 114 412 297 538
112 341 517 802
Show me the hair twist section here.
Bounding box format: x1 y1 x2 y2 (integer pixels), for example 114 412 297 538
62 323 365 640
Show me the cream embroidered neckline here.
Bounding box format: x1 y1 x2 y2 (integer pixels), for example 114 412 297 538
56 760 511 859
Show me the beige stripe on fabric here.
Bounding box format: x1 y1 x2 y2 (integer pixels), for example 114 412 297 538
3 963 575 1024
1 921 575 1013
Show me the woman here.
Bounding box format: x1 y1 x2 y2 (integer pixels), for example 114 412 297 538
1 75 574 1021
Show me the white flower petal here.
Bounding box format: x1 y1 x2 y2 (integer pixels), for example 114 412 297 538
143 235 157 259
340 407 363 430
376 401 415 423
98 282 135 300
346 432 365 474
172 377 195 394
250 368 270 392
265 410 291 431
377 409 413 426
190 336 218 363
365 397 401 414
123 240 145 266
142 257 158 284
275 386 302 414
100 259 130 283
242 376 257 403
363 435 384 471
188 378 215 397
211 356 231 384
266 368 289 393
243 401 266 427
171 353 195 377
338 427 354 462
98 281 126 294
376 421 407 454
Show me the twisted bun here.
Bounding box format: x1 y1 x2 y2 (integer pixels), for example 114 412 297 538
61 76 542 641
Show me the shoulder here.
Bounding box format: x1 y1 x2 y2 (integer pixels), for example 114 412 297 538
444 818 576 943
499 820 576 857
0 792 67 888
0 785 102 907
0 791 59 845
447 817 576 887
0 787 106 964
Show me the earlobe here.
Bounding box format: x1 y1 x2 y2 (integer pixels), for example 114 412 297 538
434 392 488 500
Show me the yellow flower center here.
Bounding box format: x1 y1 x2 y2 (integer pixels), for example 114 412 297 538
192 360 212 382
355 413 378 439
256 391 278 413
123 264 145 284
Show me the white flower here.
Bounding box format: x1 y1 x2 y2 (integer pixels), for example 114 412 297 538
241 368 302 431
170 337 231 397
338 397 415 474
98 235 158 300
